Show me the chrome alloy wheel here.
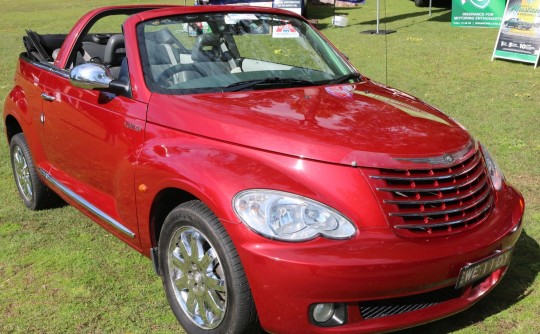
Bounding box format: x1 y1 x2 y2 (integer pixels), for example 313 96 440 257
13 146 33 202
167 226 227 329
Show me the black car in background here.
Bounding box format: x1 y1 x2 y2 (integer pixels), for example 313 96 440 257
504 18 534 30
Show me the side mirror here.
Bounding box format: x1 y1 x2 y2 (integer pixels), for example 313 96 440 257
70 63 114 90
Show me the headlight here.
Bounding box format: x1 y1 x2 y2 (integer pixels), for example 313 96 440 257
233 190 357 241
481 144 505 191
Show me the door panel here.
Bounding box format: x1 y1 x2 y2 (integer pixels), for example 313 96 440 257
13 60 51 165
40 72 146 246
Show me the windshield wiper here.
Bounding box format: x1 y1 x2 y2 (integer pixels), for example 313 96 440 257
327 73 362 85
222 77 315 92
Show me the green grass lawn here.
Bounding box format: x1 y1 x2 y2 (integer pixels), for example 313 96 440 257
1 0 539 333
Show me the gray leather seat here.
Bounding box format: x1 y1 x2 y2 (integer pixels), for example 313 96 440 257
146 38 203 87
103 34 125 78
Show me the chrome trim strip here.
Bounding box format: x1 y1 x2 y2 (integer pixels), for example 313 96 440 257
39 168 135 238
394 141 476 166
371 154 481 181
394 197 493 230
383 182 488 205
389 188 491 217
376 168 486 193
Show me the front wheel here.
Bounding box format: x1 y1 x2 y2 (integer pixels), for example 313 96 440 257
158 201 260 334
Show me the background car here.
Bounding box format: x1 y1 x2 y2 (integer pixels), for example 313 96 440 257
504 17 534 30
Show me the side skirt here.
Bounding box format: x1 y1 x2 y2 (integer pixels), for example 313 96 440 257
38 168 136 238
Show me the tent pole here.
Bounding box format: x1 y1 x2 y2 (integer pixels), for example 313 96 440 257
360 0 395 35
376 0 380 34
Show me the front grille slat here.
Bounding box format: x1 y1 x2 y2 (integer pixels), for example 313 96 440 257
383 177 487 205
389 185 491 217
375 165 485 193
369 150 494 237
394 196 493 230
371 153 482 182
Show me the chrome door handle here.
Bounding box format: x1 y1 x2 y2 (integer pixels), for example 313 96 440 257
41 93 56 102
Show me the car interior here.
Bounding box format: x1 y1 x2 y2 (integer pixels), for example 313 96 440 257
24 30 130 83
22 8 158 80
21 9 334 95
22 27 236 85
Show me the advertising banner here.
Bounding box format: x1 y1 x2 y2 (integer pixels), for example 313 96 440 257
452 0 505 28
273 0 303 15
492 0 540 67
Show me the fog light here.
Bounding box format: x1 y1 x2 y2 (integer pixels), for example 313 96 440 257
310 302 347 327
312 303 335 323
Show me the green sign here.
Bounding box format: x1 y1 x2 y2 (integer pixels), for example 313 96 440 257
492 0 540 67
452 0 505 28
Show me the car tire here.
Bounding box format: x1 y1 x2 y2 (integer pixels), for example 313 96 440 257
414 0 429 7
9 133 51 210
158 200 261 334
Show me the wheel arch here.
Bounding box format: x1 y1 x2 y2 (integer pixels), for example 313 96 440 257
148 187 199 248
5 114 23 143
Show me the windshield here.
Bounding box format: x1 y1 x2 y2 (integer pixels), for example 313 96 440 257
138 12 358 94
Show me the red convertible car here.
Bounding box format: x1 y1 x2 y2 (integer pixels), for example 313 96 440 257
3 5 524 334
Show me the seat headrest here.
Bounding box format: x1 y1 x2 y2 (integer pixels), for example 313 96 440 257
191 33 221 62
146 40 175 65
103 34 125 67
146 28 175 44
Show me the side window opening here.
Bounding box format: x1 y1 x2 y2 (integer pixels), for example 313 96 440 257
69 14 129 71
23 30 67 64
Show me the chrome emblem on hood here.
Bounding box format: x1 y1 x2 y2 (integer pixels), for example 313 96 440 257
442 154 455 164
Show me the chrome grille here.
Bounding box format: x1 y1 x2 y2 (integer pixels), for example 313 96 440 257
369 151 494 237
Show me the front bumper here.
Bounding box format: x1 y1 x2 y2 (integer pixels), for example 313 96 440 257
233 185 524 334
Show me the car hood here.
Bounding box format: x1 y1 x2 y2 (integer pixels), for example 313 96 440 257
147 80 473 169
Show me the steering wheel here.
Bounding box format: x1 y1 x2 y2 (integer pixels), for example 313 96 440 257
203 46 223 62
191 34 224 63
156 63 202 87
